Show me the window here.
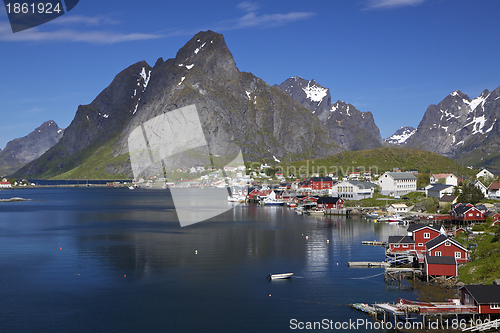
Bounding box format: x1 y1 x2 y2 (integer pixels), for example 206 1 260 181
455 252 461 258
491 304 500 309
469 213 473 217
424 233 430 239
435 251 441 256
465 294 470 303
418 243 423 247
403 244 408 248
445 241 451 246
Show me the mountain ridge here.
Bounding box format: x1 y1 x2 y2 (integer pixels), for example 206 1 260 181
13 31 342 179
0 120 63 177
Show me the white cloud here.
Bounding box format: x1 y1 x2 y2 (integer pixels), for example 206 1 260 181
215 3 315 30
237 2 260 12
365 0 425 9
48 15 120 26
0 22 163 43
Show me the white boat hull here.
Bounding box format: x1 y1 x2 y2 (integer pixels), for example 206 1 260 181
268 273 293 280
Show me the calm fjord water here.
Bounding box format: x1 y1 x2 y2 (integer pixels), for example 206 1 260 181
0 187 413 332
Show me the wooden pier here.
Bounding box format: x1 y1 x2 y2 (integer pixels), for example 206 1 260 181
384 267 422 281
348 261 390 267
362 240 387 246
350 299 495 331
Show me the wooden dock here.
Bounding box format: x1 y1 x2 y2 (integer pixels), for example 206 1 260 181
348 261 390 267
385 267 422 281
362 240 386 246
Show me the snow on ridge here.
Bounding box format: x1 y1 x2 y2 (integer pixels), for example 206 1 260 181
330 104 338 112
485 120 496 133
465 115 486 135
139 68 151 90
465 93 490 112
178 77 186 86
384 128 416 145
194 42 207 55
186 64 194 70
273 156 281 163
302 81 327 103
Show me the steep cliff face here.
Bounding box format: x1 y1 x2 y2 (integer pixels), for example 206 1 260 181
406 88 500 165
323 101 382 151
15 31 341 179
276 77 331 121
277 78 383 151
0 120 63 176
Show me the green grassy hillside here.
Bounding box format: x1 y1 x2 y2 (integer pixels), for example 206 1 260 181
268 147 475 178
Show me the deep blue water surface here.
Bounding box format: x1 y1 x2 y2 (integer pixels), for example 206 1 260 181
0 187 415 332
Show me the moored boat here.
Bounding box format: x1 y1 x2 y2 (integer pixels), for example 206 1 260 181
267 273 293 280
307 209 325 216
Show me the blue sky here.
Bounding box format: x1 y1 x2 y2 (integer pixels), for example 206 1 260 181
1 0 500 149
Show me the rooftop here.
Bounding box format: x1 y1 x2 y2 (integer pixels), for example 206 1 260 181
460 285 500 304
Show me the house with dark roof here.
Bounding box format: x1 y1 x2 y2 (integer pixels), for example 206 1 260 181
460 285 500 314
309 177 333 191
485 211 500 225
439 195 457 208
476 167 500 180
424 255 457 280
316 197 344 210
425 234 469 263
387 236 415 253
379 172 417 196
426 184 455 198
488 181 500 199
451 203 485 223
330 180 377 200
403 224 447 262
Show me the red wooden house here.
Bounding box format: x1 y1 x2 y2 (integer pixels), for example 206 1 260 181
424 255 457 279
316 197 344 210
485 211 500 225
407 224 446 254
296 196 319 205
387 236 415 253
425 234 469 263
455 227 471 236
451 203 485 223
309 177 333 191
460 285 500 314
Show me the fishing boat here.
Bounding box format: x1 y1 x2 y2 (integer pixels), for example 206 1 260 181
388 214 402 223
308 209 325 216
267 273 293 280
366 212 379 219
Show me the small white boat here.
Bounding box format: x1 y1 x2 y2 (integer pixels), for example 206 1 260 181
268 273 293 280
366 212 378 219
308 209 325 216
388 215 402 223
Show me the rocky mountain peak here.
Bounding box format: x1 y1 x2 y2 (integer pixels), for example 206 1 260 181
0 120 64 176
384 126 416 145
174 30 238 78
276 77 331 121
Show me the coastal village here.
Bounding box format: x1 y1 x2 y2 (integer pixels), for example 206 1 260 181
4 165 500 329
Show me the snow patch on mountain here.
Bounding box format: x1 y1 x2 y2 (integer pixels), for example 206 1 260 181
384 126 416 145
302 82 328 104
